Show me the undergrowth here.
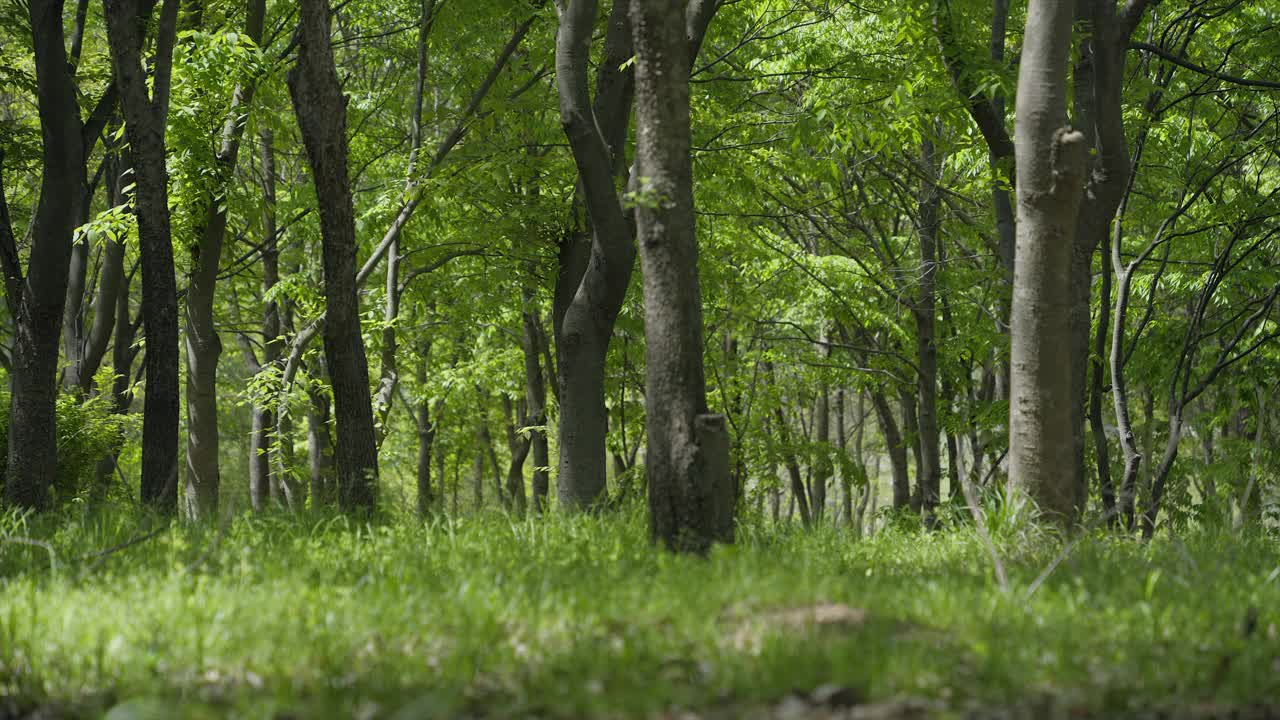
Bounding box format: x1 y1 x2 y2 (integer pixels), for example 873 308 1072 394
0 504 1277 718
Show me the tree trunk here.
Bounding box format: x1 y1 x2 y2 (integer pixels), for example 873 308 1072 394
553 0 637 511
915 137 942 525
504 396 531 516
773 404 812 528
811 385 831 524
288 0 379 512
869 391 911 508
183 0 268 520
1067 1 1149 519
104 0 182 512
630 0 730 553
1090 225 1116 520
522 293 551 513
414 368 437 518
306 369 336 507
1007 0 1089 523
0 0 85 508
901 390 923 509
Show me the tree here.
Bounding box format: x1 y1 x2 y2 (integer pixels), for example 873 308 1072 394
183 0 269 520
551 0 640 510
288 0 380 512
630 0 732 552
0 0 85 509
1007 0 1089 522
104 0 182 512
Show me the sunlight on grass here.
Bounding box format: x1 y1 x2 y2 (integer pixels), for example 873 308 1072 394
1 507 1278 718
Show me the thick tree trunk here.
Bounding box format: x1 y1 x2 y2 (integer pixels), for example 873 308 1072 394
1090 228 1116 519
553 0 718 512
105 0 182 512
1007 0 1089 523
630 0 730 553
1 0 85 508
288 0 379 512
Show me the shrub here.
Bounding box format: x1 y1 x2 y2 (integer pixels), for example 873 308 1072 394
0 391 129 505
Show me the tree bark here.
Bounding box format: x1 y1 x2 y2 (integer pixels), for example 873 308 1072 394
288 0 379 512
104 0 182 512
182 0 268 520
553 0 637 511
1066 0 1152 515
503 396 531 516
0 0 85 508
914 137 942 525
869 390 911 508
1007 0 1089 523
306 367 337 506
630 0 729 553
522 290 551 513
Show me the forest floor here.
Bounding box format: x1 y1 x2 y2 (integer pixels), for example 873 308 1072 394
0 505 1278 720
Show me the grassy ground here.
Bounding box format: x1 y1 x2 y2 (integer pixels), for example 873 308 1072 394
0 504 1278 719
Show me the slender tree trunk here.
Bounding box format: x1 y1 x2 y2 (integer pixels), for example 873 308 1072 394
1007 0 1089 523
411 339 437 517
522 291 551 513
246 128 286 509
288 0 379 512
901 390 923 509
869 391 911 508
915 137 943 525
1239 384 1267 529
1090 226 1116 519
184 0 268 520
504 396 531 516
811 385 830 524
415 401 436 518
306 368 336 506
770 385 811 528
629 0 737 545
836 389 852 524
104 0 182 512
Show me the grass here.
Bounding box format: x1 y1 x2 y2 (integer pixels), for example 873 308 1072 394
0 503 1278 719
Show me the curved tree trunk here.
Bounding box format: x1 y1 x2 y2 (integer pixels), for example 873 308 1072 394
553 0 637 511
869 391 911 509
288 0 379 512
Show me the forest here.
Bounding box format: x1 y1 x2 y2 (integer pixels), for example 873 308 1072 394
1 0 1278 717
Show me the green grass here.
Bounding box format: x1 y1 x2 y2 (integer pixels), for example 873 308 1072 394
1 505 1278 718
